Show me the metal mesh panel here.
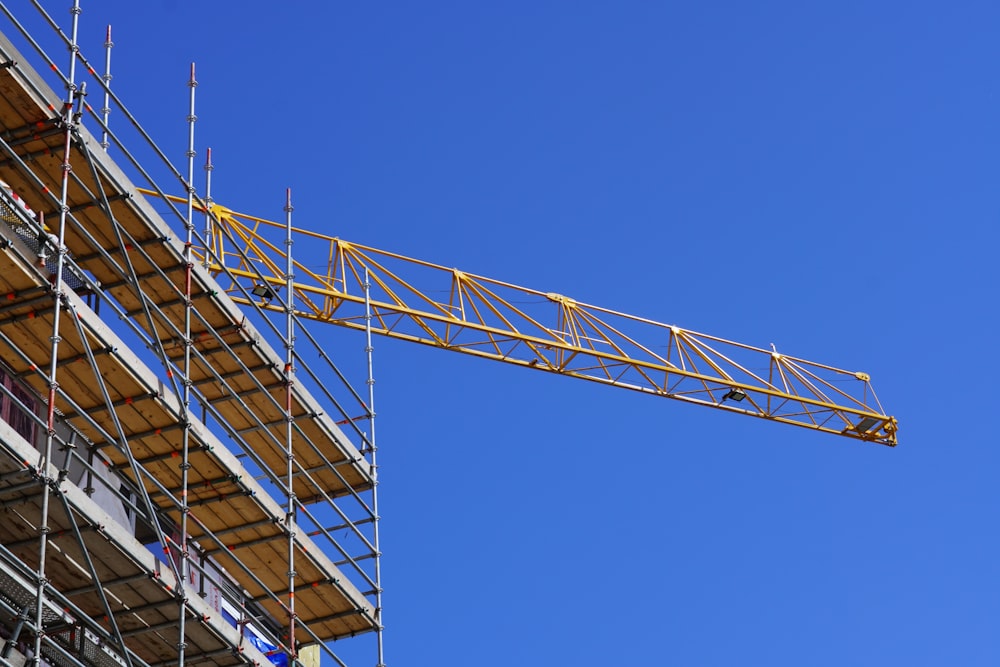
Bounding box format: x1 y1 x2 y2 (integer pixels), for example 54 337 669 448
0 196 88 292
0 562 128 667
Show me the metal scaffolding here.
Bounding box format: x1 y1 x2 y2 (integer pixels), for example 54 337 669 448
0 3 382 666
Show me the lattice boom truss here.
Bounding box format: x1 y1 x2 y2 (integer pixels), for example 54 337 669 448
149 195 897 447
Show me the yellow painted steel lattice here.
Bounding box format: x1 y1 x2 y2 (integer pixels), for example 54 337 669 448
147 192 897 446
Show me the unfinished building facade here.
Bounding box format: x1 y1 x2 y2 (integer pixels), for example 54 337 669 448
0 4 382 666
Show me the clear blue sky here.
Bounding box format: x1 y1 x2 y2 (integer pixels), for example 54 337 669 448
14 2 1000 665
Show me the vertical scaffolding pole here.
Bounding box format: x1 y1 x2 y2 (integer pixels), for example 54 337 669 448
284 188 298 665
100 24 111 151
33 1 81 664
178 60 198 666
364 267 386 667
203 147 213 269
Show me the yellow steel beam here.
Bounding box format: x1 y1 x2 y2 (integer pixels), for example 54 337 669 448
141 190 898 446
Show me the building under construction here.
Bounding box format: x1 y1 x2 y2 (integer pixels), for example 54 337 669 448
0 4 901 667
0 4 384 666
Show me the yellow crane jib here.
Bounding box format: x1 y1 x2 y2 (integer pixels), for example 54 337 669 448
138 189 898 447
